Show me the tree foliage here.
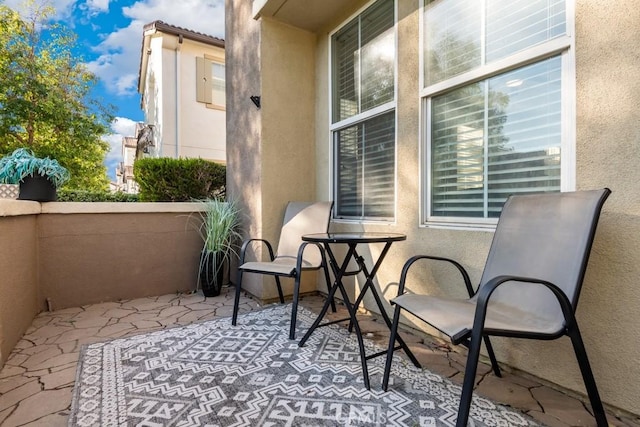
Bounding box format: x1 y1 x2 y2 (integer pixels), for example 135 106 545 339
0 1 114 190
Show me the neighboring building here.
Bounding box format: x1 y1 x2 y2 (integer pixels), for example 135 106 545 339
138 20 226 163
115 124 142 193
226 0 640 417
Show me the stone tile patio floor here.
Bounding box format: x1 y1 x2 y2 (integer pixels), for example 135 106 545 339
0 289 638 427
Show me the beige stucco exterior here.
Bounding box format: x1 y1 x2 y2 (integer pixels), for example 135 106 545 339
226 0 640 415
0 201 204 369
0 202 39 370
139 23 227 162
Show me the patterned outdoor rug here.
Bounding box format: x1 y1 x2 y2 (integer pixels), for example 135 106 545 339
70 304 537 426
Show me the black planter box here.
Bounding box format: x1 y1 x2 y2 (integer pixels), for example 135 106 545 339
19 175 57 202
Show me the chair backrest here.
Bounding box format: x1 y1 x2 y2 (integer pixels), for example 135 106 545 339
476 189 610 330
275 201 334 267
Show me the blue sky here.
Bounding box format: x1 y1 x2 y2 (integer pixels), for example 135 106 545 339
3 0 225 180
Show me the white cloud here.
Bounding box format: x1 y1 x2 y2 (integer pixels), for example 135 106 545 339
2 0 77 20
123 0 224 37
87 0 224 96
103 117 138 180
86 0 110 12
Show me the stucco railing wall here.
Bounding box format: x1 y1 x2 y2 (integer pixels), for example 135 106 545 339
0 201 205 369
0 201 40 369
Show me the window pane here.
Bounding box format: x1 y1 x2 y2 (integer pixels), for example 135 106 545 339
431 83 486 217
424 0 566 87
332 21 359 122
431 56 562 218
424 0 481 86
336 111 395 219
211 62 225 106
332 0 394 123
336 125 361 218
487 56 561 215
486 0 566 62
360 0 395 111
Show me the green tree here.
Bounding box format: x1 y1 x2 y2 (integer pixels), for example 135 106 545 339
0 1 114 190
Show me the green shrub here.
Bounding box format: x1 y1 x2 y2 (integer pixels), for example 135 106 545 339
57 189 140 202
134 157 226 202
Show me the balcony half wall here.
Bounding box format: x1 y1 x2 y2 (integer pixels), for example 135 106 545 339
0 200 204 369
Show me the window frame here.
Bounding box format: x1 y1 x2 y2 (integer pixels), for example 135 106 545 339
328 0 399 223
420 0 576 230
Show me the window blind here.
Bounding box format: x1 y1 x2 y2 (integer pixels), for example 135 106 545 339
332 0 394 123
431 56 561 218
336 111 395 219
424 0 566 87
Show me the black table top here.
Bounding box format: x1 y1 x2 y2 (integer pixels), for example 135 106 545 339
302 232 406 244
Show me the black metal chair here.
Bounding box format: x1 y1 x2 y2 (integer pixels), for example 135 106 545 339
231 201 336 339
382 189 611 427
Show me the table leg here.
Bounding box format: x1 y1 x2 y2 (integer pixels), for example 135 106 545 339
350 245 421 369
298 244 356 347
298 244 372 390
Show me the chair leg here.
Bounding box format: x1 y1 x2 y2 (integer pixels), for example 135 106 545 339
482 335 502 377
275 276 285 304
456 325 484 427
232 269 244 326
382 305 402 391
289 273 302 340
568 324 608 426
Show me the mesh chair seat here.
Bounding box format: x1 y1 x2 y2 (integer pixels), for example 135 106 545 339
393 294 565 343
240 257 318 276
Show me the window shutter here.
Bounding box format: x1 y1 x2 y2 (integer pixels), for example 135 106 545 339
196 57 212 104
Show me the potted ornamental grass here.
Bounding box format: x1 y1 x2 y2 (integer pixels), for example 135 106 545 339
0 148 70 201
193 198 242 297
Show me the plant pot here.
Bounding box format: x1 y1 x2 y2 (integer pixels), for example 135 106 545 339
200 250 226 297
19 175 57 202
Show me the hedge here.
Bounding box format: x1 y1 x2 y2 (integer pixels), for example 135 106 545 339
134 157 226 202
57 189 139 202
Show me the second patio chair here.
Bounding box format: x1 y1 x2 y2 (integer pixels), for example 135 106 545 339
382 189 611 427
231 201 336 339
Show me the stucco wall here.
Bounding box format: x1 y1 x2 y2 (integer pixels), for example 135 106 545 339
226 0 265 298
38 204 203 310
0 201 207 370
230 0 640 416
226 2 320 300
0 202 39 369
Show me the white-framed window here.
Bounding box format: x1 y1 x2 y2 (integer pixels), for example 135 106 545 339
422 0 574 228
196 56 225 109
330 0 396 221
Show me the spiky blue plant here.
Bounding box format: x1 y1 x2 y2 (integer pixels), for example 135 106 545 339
0 148 70 188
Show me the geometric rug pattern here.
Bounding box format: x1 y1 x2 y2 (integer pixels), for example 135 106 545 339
69 305 538 426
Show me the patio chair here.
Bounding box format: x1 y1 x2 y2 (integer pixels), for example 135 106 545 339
382 189 611 427
231 201 336 340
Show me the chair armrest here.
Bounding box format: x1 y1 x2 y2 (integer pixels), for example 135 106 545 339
397 255 474 298
474 275 575 332
295 242 326 272
239 238 276 264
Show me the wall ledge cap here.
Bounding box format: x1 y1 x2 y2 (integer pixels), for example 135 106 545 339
0 199 41 217
40 202 206 214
